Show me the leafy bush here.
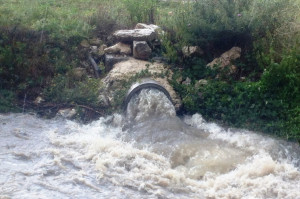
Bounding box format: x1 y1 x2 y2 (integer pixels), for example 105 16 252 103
44 75 102 108
260 49 300 103
0 0 115 113
0 89 18 112
163 0 299 142
0 29 53 92
160 32 179 63
0 28 83 97
172 49 300 142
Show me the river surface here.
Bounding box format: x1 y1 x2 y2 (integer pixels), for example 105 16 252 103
1 89 300 199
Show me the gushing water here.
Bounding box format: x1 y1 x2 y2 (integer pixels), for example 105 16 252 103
1 89 299 199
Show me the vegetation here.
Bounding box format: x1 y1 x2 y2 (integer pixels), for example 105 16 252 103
122 0 158 24
0 0 124 116
163 0 300 142
0 0 299 141
0 0 106 40
171 50 300 140
0 89 18 112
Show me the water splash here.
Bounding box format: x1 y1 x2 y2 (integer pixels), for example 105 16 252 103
1 92 300 198
126 88 175 123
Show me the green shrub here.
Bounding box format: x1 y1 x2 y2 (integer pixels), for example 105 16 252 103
172 49 300 142
165 0 299 142
44 75 101 108
0 30 53 91
260 49 300 103
160 32 179 63
0 28 83 96
0 89 18 112
285 107 300 141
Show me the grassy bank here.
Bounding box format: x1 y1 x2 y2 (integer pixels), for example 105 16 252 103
161 0 300 142
0 0 299 141
0 0 118 119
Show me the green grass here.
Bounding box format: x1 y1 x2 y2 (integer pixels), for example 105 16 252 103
0 0 299 141
0 0 110 40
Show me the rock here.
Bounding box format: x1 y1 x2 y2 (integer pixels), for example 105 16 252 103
135 23 160 32
89 38 102 46
90 46 102 60
133 41 152 60
195 79 208 88
90 46 98 54
98 93 110 107
98 44 107 56
229 65 238 74
207 47 241 69
104 42 131 55
182 46 204 57
57 108 77 119
102 58 182 110
80 40 90 48
113 29 156 42
135 23 164 41
104 45 119 54
34 96 44 105
182 77 191 85
104 54 129 72
151 56 168 63
71 67 87 81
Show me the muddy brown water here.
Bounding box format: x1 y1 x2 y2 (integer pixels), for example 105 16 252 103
1 89 299 199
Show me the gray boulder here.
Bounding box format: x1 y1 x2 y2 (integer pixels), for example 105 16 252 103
89 38 102 46
34 96 44 105
207 47 241 76
133 41 152 60
104 54 129 72
98 44 107 57
135 23 160 32
182 46 204 57
207 47 241 69
90 46 98 55
80 40 90 48
104 42 132 55
113 29 156 42
195 79 208 88
182 77 191 85
57 108 77 119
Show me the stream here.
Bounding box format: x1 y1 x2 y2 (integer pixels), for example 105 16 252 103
1 89 300 199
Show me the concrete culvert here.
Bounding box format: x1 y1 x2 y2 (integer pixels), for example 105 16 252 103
123 79 173 112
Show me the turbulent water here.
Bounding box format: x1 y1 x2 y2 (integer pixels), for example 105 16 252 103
1 89 300 199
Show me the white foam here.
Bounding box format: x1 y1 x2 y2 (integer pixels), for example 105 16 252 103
0 112 299 199
126 89 176 122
